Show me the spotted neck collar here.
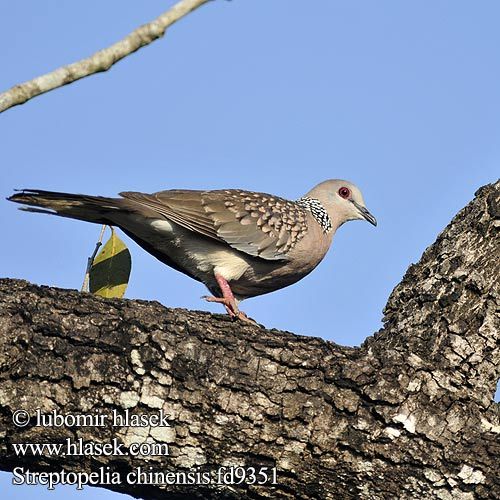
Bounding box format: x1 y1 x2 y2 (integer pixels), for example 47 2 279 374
296 197 333 233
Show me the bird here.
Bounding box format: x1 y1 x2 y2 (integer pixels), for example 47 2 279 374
8 180 376 323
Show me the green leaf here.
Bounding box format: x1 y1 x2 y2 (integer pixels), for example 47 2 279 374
89 229 131 298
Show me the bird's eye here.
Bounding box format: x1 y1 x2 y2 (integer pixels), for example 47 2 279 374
338 187 351 199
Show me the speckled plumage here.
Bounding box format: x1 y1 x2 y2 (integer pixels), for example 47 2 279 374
120 189 313 260
296 196 333 233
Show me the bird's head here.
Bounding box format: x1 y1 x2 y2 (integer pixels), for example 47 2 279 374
305 179 377 229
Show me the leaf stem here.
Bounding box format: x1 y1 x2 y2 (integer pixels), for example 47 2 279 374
81 225 107 292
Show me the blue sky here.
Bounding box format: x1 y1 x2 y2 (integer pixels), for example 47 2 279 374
1 1 499 497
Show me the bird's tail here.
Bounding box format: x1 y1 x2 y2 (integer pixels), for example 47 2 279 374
7 189 125 225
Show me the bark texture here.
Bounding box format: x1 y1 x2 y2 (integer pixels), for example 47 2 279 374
0 182 498 499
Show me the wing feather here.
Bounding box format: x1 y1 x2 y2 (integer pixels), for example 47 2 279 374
119 189 309 261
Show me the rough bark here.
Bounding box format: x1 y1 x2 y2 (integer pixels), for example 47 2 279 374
0 181 498 499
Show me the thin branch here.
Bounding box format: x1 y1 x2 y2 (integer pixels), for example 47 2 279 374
0 0 211 114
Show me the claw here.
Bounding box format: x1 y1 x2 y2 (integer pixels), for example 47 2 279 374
203 295 237 316
236 311 259 325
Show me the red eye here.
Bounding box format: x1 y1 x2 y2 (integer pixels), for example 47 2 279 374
338 187 350 199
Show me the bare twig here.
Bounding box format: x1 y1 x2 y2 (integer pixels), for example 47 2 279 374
0 0 211 114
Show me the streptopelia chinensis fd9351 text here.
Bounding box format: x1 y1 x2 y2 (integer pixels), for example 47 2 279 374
8 180 376 323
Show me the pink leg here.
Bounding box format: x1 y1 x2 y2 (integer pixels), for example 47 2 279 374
204 274 239 316
215 274 238 311
203 274 257 325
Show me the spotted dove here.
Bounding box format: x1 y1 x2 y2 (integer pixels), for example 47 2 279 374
8 180 376 323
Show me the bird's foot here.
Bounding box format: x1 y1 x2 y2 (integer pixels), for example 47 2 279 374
202 295 257 325
235 310 259 325
202 295 239 316
203 274 259 325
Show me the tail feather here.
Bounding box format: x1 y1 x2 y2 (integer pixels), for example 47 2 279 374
7 189 125 225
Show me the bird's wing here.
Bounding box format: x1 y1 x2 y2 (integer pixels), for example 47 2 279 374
119 189 309 261
120 190 219 241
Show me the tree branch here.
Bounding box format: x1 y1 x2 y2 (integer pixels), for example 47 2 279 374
0 182 498 499
0 0 211 114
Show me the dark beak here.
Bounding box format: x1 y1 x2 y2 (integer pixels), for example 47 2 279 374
352 200 377 226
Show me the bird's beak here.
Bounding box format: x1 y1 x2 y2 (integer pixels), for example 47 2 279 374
352 200 377 226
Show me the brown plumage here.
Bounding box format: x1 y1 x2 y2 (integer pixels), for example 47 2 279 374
121 189 310 260
8 180 376 323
